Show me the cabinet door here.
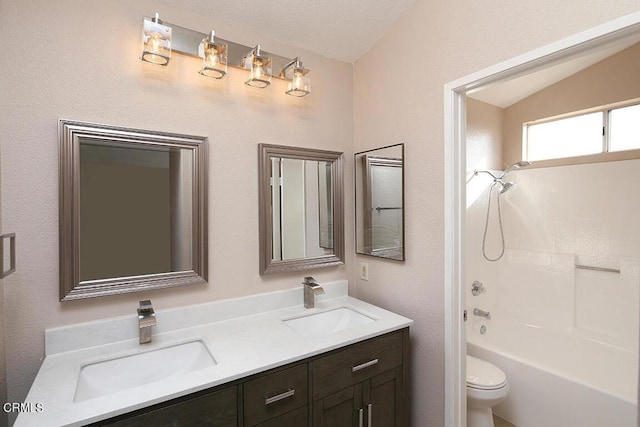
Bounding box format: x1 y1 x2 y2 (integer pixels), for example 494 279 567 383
254 406 308 427
97 385 237 427
363 367 403 427
313 384 362 427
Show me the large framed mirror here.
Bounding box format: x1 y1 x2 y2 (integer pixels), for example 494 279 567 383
258 144 344 275
355 143 405 261
59 120 208 300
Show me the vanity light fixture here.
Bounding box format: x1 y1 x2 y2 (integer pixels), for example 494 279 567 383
198 30 227 79
139 13 310 98
280 57 311 97
141 13 172 66
243 44 272 88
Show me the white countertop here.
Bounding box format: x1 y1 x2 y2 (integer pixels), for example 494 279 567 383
16 280 413 426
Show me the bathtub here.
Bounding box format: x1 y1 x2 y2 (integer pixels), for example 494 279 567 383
466 318 637 427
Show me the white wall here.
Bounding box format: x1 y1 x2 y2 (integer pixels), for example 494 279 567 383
352 1 640 425
468 161 640 349
0 0 353 407
465 160 640 420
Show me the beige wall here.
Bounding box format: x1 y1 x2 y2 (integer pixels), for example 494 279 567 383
0 0 7 420
352 1 640 426
0 112 7 427
503 42 640 165
466 98 504 173
0 0 353 407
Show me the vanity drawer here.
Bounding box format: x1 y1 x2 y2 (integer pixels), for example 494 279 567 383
311 331 403 400
243 363 308 426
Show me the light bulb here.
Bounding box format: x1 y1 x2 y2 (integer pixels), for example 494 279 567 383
253 61 264 79
150 35 161 52
293 71 304 90
205 50 219 68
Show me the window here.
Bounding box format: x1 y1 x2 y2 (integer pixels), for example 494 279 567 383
609 104 640 152
524 101 640 162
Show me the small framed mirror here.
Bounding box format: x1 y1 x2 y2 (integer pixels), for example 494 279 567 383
258 144 344 275
355 143 405 261
59 120 208 300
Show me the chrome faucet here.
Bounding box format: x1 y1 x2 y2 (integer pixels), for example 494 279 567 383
137 300 156 344
303 276 325 308
473 308 491 320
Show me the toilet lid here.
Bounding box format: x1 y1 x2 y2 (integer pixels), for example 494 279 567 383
466 355 507 390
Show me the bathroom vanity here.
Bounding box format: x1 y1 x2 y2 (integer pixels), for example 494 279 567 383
91 329 407 426
16 281 412 426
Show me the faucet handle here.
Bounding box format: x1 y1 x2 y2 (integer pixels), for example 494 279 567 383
471 281 486 296
303 276 318 285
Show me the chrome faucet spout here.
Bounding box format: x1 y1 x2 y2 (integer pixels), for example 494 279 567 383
303 276 325 309
137 300 157 344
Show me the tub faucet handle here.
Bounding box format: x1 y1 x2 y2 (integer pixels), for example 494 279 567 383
471 280 486 296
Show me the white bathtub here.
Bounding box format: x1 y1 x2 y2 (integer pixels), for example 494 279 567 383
466 319 637 427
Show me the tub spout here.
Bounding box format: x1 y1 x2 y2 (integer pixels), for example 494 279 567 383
473 307 491 320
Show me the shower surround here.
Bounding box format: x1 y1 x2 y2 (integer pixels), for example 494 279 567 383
466 159 639 426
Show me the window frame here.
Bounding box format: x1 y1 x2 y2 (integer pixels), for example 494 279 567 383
523 98 640 166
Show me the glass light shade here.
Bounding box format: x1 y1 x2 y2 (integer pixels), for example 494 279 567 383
141 15 171 66
244 51 272 88
286 68 311 97
199 38 227 79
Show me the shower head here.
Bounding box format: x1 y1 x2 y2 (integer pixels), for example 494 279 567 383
499 182 515 194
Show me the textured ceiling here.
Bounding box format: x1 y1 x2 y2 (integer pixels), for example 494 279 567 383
158 0 417 63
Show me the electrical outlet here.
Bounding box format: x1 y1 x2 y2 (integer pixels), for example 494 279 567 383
360 262 369 281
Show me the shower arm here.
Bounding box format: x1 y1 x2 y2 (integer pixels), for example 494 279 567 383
473 169 501 181
474 161 530 182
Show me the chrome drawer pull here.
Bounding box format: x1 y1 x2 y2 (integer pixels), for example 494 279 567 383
265 389 295 405
352 358 379 373
368 403 372 427
358 408 364 427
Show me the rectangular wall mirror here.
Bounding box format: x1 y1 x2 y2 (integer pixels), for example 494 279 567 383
355 143 405 261
59 120 208 300
258 144 344 274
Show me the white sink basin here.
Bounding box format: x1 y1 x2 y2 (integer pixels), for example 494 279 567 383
74 340 215 402
284 307 374 337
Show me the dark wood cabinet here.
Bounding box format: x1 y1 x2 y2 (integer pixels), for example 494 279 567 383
364 367 404 426
311 330 406 427
92 328 409 427
243 363 308 427
253 406 308 427
312 384 362 427
95 384 238 427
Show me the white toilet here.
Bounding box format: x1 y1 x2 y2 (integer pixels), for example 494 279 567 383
466 355 509 427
